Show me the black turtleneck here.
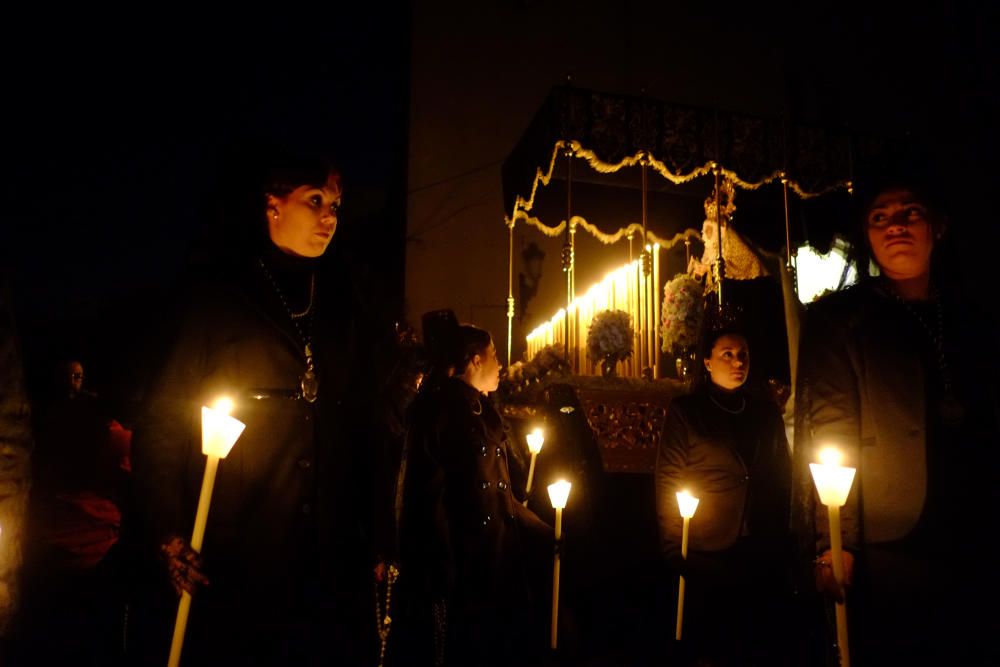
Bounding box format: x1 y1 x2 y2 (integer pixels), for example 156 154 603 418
258 241 321 316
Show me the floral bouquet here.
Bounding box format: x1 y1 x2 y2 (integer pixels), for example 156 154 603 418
498 344 570 403
532 344 571 377
661 273 704 355
586 310 634 363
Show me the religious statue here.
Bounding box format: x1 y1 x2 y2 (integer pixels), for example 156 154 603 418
688 178 769 289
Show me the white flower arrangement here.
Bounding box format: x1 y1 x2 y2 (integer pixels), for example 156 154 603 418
586 309 634 363
498 345 570 403
661 273 705 355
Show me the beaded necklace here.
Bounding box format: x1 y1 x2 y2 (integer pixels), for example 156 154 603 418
888 283 965 425
374 564 399 667
709 392 746 414
258 259 320 403
890 285 952 393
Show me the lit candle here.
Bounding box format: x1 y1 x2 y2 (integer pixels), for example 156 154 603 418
809 446 857 667
674 489 700 641
523 428 545 507
168 397 246 667
548 480 572 650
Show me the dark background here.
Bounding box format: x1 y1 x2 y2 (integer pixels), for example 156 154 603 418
1 9 411 417
2 3 998 414
0 4 998 665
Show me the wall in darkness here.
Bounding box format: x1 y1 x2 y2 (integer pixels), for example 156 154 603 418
407 2 999 362
1 9 411 415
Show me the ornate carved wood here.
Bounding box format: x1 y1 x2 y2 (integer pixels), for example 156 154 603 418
577 381 686 473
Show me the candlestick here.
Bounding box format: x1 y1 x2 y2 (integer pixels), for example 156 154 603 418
809 447 857 667
523 428 545 507
674 490 699 641
548 480 571 650
168 399 245 667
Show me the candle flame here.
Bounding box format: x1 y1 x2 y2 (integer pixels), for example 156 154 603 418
212 396 235 416
527 428 545 454
676 489 700 518
818 446 843 467
548 479 572 509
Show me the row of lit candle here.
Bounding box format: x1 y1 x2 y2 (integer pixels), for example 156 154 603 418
520 427 573 650
169 405 854 665
176 411 577 661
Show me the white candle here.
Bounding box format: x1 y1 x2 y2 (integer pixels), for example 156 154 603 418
809 446 857 667
548 480 572 650
675 490 700 641
168 398 245 667
523 429 545 506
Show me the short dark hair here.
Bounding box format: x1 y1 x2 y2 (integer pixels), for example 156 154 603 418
849 161 948 280
197 139 342 262
261 147 341 200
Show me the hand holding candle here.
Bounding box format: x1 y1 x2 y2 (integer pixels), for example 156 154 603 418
809 446 857 667
674 489 699 641
168 397 246 667
547 479 571 650
523 428 545 506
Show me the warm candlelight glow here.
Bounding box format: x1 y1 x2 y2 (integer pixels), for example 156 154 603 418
818 446 843 467
809 447 857 508
525 248 660 378
172 398 247 667
548 480 572 509
526 428 545 454
809 444 855 665
212 396 235 415
201 403 246 459
676 490 700 519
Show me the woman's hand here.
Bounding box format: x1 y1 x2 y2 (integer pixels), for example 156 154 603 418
814 548 854 602
160 535 209 597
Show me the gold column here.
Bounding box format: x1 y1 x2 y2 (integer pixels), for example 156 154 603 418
506 219 515 367
653 244 661 378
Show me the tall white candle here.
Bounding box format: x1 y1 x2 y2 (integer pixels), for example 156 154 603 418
168 400 245 667
675 490 699 641
809 447 856 667
548 480 572 650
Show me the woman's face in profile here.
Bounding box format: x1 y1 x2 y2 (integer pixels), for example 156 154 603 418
704 334 749 391
267 173 342 258
470 341 501 394
865 188 935 282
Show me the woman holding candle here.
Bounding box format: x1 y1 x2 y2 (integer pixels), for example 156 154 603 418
655 321 793 667
400 318 551 667
792 166 1000 664
127 143 387 666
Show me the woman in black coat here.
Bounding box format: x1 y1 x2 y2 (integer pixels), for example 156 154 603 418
655 324 793 667
400 321 551 667
128 146 381 666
